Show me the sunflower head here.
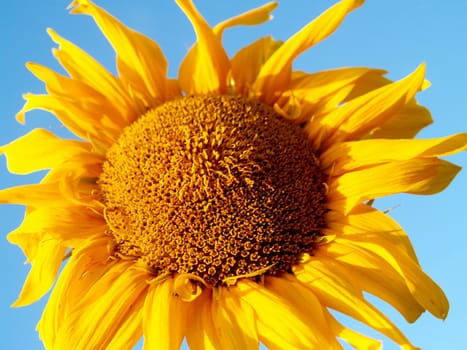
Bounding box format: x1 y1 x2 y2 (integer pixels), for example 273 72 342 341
1 0 466 349
99 94 328 286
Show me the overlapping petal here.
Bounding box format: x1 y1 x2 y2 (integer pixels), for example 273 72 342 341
0 129 92 174
328 158 461 214
69 0 179 107
185 290 222 350
213 287 259 349
53 262 148 349
252 0 364 103
44 29 138 125
11 236 66 307
295 260 417 349
238 278 340 349
322 133 467 174
276 67 387 122
143 279 188 350
176 0 230 95
37 236 115 347
231 37 282 96
307 64 426 149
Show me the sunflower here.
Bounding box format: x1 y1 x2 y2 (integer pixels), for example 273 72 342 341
1 0 466 349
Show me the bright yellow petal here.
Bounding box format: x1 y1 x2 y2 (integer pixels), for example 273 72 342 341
267 274 342 348
54 262 148 349
38 236 115 347
295 260 418 349
252 0 364 103
11 236 66 307
106 295 145 350
7 204 107 248
322 133 467 174
326 204 418 262
69 0 178 107
301 68 432 139
213 2 278 37
238 277 340 349
337 237 449 320
230 36 282 96
44 29 138 124
17 93 121 145
0 153 103 210
0 183 66 208
26 61 130 134
213 286 259 350
328 158 461 214
308 64 426 148
143 279 187 350
315 243 425 324
371 101 433 139
280 67 387 122
326 315 383 350
185 289 221 350
0 129 90 174
176 0 230 94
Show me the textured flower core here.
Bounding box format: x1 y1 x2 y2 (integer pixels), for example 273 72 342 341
99 95 328 286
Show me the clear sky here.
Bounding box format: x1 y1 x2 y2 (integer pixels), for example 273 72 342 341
1 0 466 349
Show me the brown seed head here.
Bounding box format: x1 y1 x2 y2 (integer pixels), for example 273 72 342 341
99 95 328 286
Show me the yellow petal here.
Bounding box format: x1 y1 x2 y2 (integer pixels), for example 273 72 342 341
238 277 339 349
7 205 107 248
338 237 449 320
38 236 115 347
371 101 433 139
0 129 90 174
69 0 177 107
185 289 221 350
326 204 418 262
44 29 138 123
328 158 461 214
252 0 364 103
0 183 65 208
25 63 130 138
12 236 66 307
213 286 259 350
326 315 383 350
0 152 103 210
213 2 278 37
143 279 187 350
27 61 111 103
230 36 282 95
300 68 432 139
295 260 417 349
54 262 148 349
282 67 387 122
322 133 467 174
315 243 425 323
176 0 230 94
17 93 120 145
309 64 426 148
106 300 144 350
298 67 432 139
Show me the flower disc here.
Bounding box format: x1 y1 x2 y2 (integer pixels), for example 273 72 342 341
99 95 328 286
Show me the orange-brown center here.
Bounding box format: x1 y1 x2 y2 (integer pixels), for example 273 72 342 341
99 95 328 286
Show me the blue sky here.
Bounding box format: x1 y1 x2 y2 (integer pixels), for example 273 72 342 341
1 0 466 349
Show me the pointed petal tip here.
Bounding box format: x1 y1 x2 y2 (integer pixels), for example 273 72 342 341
66 0 78 11
24 61 35 70
15 111 26 125
46 28 60 44
67 0 91 12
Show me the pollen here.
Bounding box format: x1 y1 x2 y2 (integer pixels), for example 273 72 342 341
99 95 328 286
